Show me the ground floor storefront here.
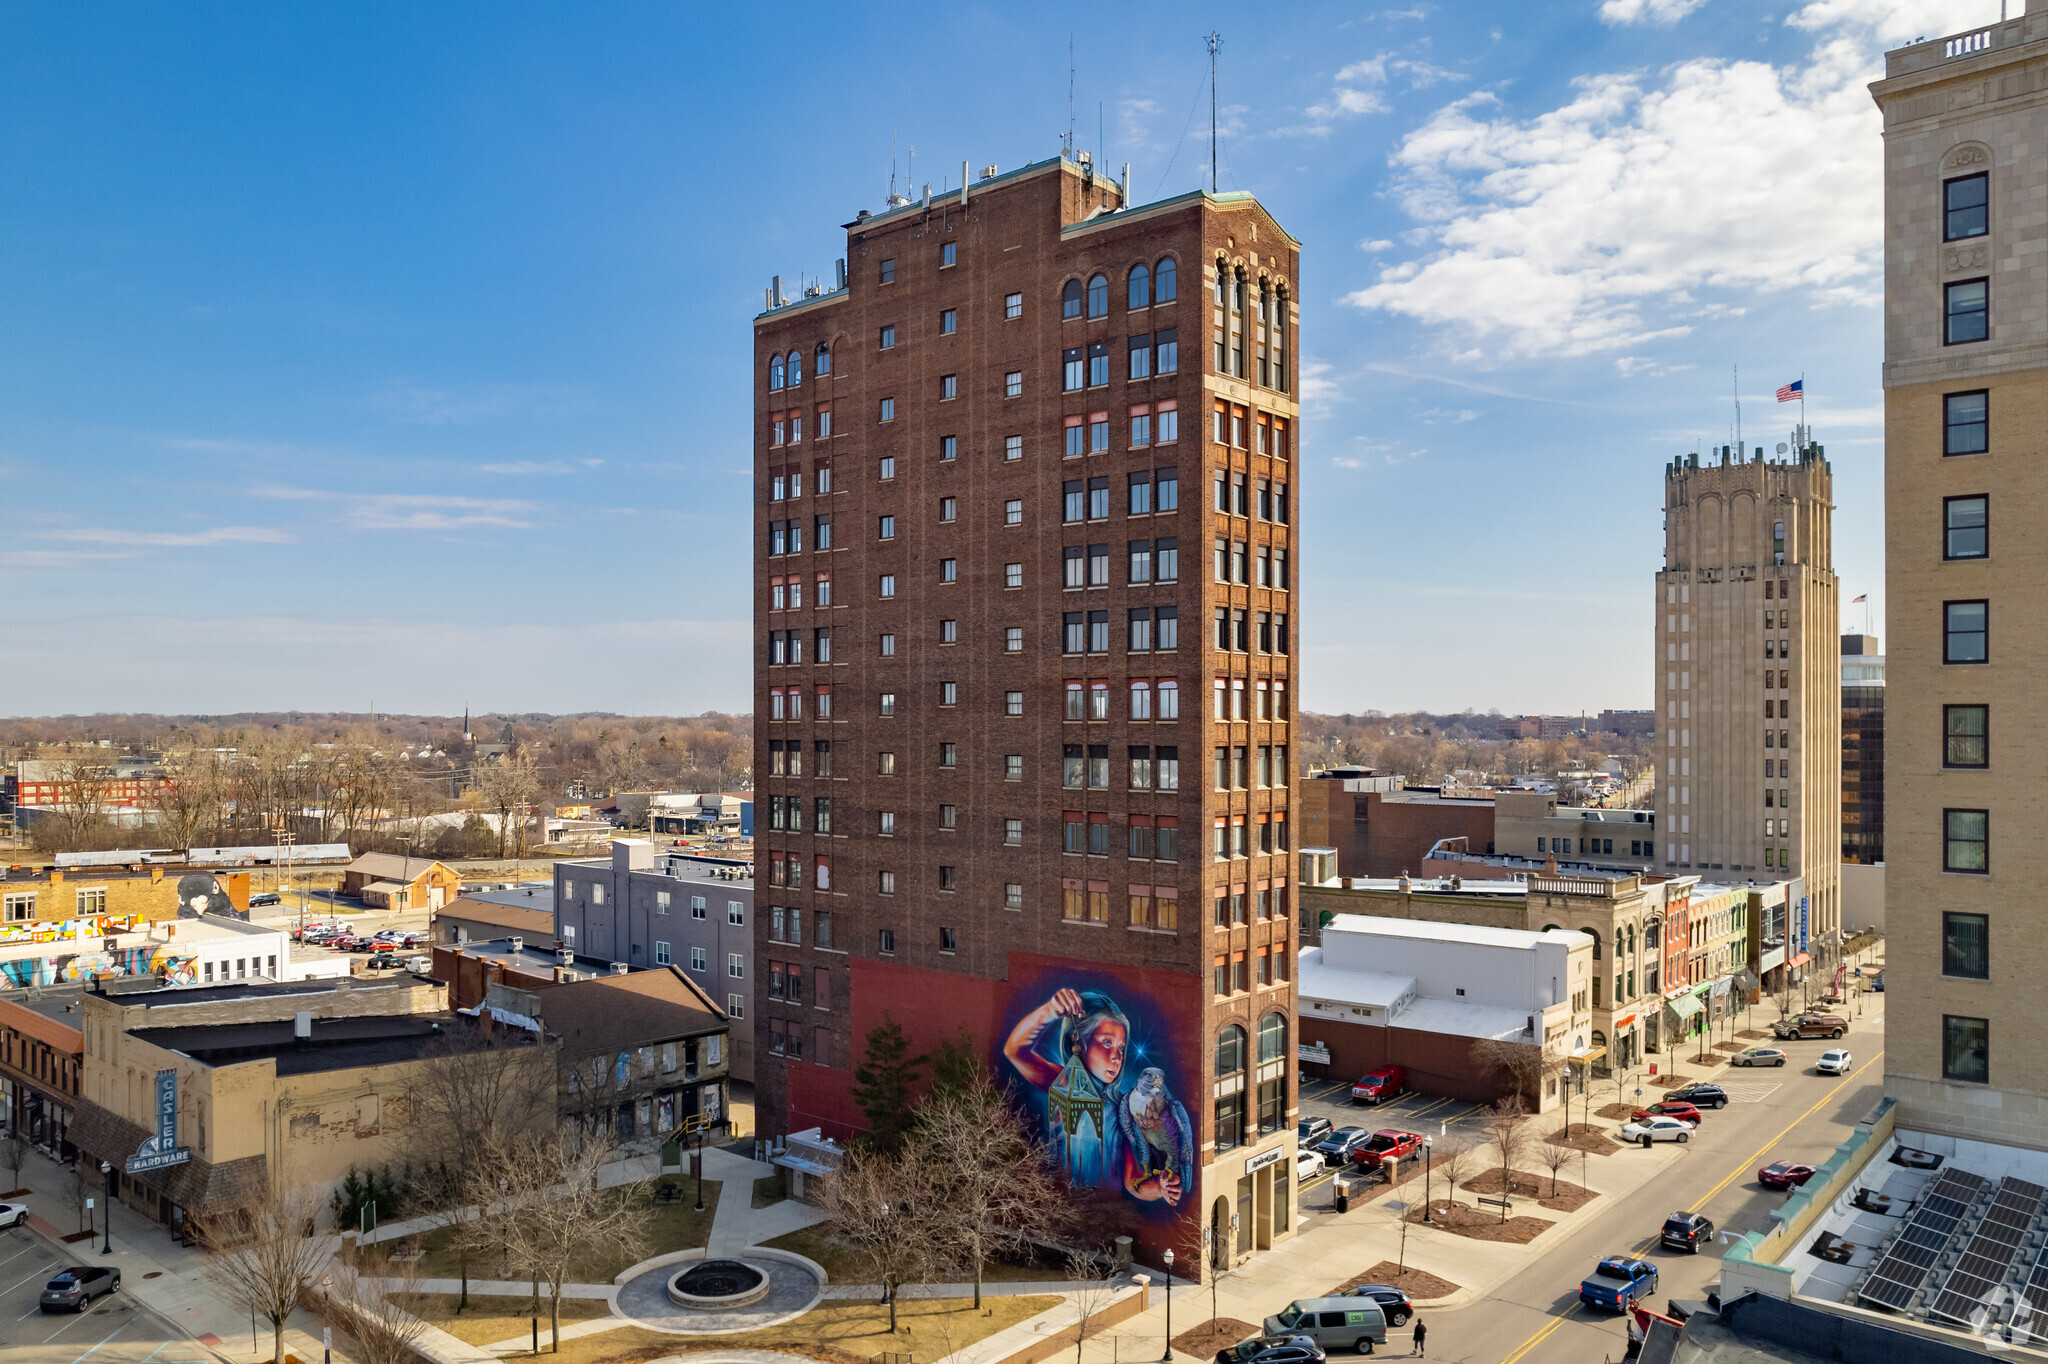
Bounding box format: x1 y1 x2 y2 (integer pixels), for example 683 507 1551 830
2 1075 73 1161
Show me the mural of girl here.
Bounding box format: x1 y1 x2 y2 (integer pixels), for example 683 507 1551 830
1002 987 1129 1190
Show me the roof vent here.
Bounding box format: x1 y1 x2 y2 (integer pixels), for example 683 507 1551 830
981 164 998 181
294 1010 312 1040
509 936 523 956
611 962 629 976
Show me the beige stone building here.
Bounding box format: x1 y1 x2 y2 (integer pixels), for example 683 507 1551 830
1873 15 2048 1146
1656 445 1840 954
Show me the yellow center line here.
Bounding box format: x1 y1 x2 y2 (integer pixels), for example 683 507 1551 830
1495 1048 1887 1363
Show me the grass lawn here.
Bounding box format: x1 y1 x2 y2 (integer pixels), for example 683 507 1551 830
455 1294 1061 1364
413 1181 721 1286
752 1172 787 1207
395 1293 613 1347
757 1222 1069 1287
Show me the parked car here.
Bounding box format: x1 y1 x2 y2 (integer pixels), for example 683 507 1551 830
0 1200 26 1228
1758 1161 1818 1190
364 952 403 970
1872 971 1885 993
1295 1150 1327 1184
1216 1336 1326 1364
405 955 432 973
1350 1130 1425 1172
1579 1255 1658 1311
1630 1101 1705 1126
1298 1116 1334 1146
1772 1013 1848 1040
249 892 283 907
1349 1065 1407 1105
1264 1298 1387 1355
1665 1083 1730 1110
1312 1127 1375 1167
1661 1210 1716 1252
1817 1048 1853 1075
1619 1116 1694 1144
40 1265 119 1312
1341 1283 1415 1328
1732 1047 1789 1068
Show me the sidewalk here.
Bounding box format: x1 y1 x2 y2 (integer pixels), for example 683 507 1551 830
7 1148 351 1364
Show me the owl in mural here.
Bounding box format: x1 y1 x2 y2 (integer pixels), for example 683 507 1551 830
1116 1067 1192 1206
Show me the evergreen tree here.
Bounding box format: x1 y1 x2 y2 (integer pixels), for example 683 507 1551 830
926 1027 985 1103
850 1013 925 1151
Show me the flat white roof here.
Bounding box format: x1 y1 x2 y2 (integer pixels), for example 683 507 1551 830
1325 913 1588 951
1296 954 1413 1008
1321 876 1529 897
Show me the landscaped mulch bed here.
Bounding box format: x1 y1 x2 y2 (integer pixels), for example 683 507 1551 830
1403 1199 1554 1244
1461 1168 1599 1213
1173 1318 1263 1358
1647 1072 1691 1088
1339 1261 1460 1301
1594 1102 1637 1120
1549 1122 1623 1156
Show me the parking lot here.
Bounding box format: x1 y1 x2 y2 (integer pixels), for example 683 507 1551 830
0 1223 204 1364
1292 1073 1488 1207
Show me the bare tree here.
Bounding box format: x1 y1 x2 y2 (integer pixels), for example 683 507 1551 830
404 1031 555 1311
473 752 542 859
1062 1248 1120 1364
326 1253 431 1364
44 759 116 852
916 1075 1077 1309
1431 1136 1475 1211
4 1127 30 1193
1471 1036 1565 1109
484 1134 649 1352
68 1160 91 1234
1484 1097 1532 1211
204 1188 328 1364
1538 1137 1577 1198
829 1142 945 1332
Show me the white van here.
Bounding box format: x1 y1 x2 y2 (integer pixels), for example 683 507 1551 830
1263 1297 1388 1354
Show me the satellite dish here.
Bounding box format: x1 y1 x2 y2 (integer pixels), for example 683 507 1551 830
1776 443 1788 454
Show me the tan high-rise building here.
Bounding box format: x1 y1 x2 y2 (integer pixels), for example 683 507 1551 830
1654 444 1841 952
1873 16 2048 1146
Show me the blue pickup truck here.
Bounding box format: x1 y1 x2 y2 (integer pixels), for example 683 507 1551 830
1579 1255 1659 1312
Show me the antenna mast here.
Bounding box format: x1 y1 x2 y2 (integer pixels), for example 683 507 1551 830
1207 31 1222 194
1733 364 1743 456
1068 36 1076 156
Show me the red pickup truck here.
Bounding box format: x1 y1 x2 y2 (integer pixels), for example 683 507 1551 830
1350 1129 1425 1171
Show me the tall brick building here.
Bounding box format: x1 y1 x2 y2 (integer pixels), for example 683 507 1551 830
751 152 1301 1274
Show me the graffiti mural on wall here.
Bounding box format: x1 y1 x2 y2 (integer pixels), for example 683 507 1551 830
0 944 197 990
999 965 1195 1218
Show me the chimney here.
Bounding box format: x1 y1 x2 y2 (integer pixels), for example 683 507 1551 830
294 1010 312 1040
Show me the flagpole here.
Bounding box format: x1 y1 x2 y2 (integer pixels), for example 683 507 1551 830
1801 371 1807 446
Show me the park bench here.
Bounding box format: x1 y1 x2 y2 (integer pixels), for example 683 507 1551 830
1477 1195 1514 1215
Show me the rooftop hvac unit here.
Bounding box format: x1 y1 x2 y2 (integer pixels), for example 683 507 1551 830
610 962 629 976
982 164 998 180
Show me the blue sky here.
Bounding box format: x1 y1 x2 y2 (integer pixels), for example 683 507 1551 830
0 0 1995 718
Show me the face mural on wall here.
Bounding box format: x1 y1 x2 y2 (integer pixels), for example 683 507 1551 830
999 966 1195 1216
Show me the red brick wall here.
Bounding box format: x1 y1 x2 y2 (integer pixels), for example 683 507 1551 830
1355 794 1496 879
1295 1015 1514 1106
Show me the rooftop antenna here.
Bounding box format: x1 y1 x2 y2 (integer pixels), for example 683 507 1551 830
1733 364 1743 458
1207 31 1223 194
889 127 898 200
1067 36 1076 157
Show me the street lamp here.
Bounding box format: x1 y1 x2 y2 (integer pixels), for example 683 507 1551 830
1160 1247 1174 1361
1422 1138 1433 1223
99 1161 113 1254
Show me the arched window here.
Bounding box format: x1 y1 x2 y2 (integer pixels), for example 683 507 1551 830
786 349 802 385
1645 920 1661 949
1214 261 1228 305
1155 257 1177 302
815 342 831 376
769 355 785 390
1062 279 1084 319
1257 1012 1286 1064
1087 273 1109 318
1216 1024 1247 1078
1128 264 1150 310
1583 927 1603 961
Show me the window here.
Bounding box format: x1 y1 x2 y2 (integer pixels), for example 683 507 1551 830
939 435 957 461
1062 278 1083 319
1945 808 1988 873
1945 390 1988 455
880 258 895 283
880 396 896 421
1005 370 1022 398
1005 690 1023 716
1153 256 1177 301
691 895 707 919
1945 600 1987 663
1063 347 1085 393
941 618 958 643
769 354 785 390
816 342 830 375
879 514 896 539
1088 342 1109 387
1129 264 1150 309
1128 607 1153 651
690 946 707 971
940 558 957 582
1089 478 1109 519
1945 705 1988 768
1943 912 1989 979
1157 333 1179 379
879 928 896 954
940 742 958 767
1087 274 1108 318
1004 882 1024 910
879 692 896 716
940 240 956 267
1156 468 1178 511
879 324 896 349
1944 495 1988 559
879 574 896 598
940 681 957 706
880 455 895 480
880 632 896 656
879 869 897 894
1129 334 1152 381
1005 626 1023 652
879 751 897 774
654 941 670 965
940 374 957 400
1946 279 1989 344
1088 542 1109 587
1004 498 1023 527
1944 1015 1989 1084
1005 291 1023 319
1945 173 1988 241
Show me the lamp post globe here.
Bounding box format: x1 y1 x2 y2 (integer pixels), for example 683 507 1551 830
99 1161 114 1254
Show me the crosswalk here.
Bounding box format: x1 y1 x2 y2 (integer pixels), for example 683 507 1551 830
1717 1080 1784 1103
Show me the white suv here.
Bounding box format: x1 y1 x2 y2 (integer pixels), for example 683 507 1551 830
1817 1048 1852 1075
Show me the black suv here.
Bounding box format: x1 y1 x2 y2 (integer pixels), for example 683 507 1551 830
1344 1282 1415 1327
1661 1211 1716 1253
1312 1127 1373 1166
1298 1116 1334 1145
1665 1083 1730 1110
41 1265 120 1312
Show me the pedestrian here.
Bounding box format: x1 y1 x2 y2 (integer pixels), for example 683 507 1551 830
1413 1317 1427 1356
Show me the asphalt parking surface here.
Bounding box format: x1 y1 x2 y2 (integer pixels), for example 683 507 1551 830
0 1222 203 1364
1291 1074 1487 1209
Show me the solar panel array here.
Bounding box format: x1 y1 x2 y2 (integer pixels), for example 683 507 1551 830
1926 1176 2045 1328
1858 1168 1990 1313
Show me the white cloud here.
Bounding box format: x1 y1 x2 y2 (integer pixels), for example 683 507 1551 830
478 459 604 475
1300 53 1468 129
1360 238 1396 252
40 526 297 547
1332 456 1366 469
254 486 536 531
1599 0 1710 25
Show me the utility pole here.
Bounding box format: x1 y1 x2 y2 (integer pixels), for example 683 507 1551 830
1207 32 1222 194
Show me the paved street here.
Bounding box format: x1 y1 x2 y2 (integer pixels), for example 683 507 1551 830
1431 1000 1887 1364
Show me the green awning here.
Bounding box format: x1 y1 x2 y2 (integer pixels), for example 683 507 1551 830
1666 994 1705 1021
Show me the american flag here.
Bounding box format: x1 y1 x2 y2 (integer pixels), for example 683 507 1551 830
1852 594 1867 604
1776 379 1804 402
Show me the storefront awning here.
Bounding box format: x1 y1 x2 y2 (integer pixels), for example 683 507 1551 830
1573 1046 1608 1064
1788 952 1811 968
1666 994 1705 1021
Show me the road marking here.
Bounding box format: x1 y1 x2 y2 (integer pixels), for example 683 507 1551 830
1497 1052 1887 1362
1718 1082 1783 1103
58 1309 136 1358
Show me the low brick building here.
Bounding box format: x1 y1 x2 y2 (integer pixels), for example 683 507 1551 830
0 989 83 1158
340 853 461 912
